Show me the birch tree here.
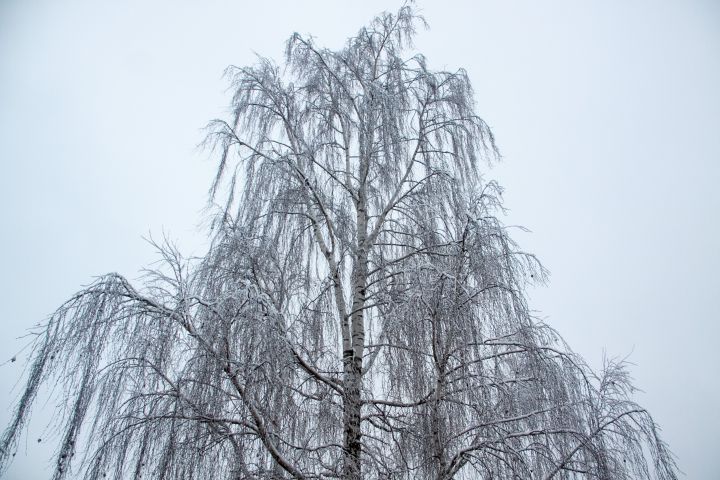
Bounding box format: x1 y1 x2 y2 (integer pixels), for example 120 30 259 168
1 6 677 480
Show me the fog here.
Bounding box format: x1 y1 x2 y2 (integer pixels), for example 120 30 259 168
1 1 718 478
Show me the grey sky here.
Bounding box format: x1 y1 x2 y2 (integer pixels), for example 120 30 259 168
1 1 717 478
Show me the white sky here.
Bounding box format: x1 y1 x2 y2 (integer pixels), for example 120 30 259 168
1 1 718 478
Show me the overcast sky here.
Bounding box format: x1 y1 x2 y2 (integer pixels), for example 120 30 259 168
1 1 718 478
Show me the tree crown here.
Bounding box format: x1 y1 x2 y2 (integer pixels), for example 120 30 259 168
1 6 677 480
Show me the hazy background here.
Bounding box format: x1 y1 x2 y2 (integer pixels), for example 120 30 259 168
1 1 718 478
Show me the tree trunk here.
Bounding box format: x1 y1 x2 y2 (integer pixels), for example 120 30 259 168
342 184 369 479
343 254 367 479
342 351 362 479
